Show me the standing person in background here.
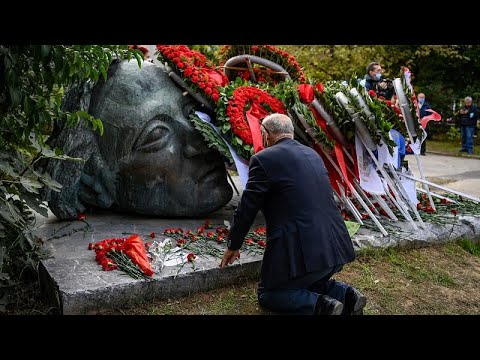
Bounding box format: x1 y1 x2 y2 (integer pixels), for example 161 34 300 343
457 96 478 155
219 113 367 315
360 62 394 101
418 93 431 156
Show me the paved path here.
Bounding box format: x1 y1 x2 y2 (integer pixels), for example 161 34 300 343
406 153 480 198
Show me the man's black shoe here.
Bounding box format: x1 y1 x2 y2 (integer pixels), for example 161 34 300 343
315 295 344 315
344 286 367 315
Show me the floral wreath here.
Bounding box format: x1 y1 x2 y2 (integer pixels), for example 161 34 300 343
216 81 287 159
156 45 312 159
156 45 228 106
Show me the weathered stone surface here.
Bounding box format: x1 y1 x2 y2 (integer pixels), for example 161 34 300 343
37 194 480 314
36 179 264 315
351 215 480 250
39 60 232 220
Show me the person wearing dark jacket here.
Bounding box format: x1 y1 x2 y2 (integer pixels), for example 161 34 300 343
362 61 394 100
418 93 431 155
457 96 478 155
219 113 366 315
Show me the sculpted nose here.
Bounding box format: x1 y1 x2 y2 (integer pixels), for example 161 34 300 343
183 130 210 158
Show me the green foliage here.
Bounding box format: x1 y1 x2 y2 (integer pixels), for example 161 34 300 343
446 126 461 141
458 239 480 257
189 113 234 163
267 80 334 151
282 45 480 124
0 45 141 310
189 45 222 62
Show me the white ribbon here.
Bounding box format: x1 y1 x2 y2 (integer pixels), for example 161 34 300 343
195 111 250 189
355 133 385 195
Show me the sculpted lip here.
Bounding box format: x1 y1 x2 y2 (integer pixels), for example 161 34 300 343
198 164 224 183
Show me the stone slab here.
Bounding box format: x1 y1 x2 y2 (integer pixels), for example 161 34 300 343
36 164 480 314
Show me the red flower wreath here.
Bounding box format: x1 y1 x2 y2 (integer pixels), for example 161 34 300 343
216 84 287 159
156 45 228 104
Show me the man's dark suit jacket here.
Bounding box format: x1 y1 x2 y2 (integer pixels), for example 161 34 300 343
227 138 356 290
419 101 431 119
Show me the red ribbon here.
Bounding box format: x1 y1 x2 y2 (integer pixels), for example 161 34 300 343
420 109 442 130
123 234 154 276
300 84 355 188
298 83 315 103
206 69 228 86
246 102 269 154
298 83 355 195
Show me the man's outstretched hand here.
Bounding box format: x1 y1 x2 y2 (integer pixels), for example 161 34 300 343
219 249 240 268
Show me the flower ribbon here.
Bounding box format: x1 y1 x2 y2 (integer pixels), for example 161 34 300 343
205 69 228 87
420 109 442 130
297 84 354 195
246 102 269 154
123 234 154 276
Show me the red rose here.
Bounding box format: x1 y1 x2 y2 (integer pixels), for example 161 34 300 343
315 83 324 94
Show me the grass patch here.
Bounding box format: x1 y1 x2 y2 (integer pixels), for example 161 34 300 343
457 239 480 257
428 139 480 156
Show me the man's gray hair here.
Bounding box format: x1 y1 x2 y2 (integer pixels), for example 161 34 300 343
262 113 294 135
465 96 473 102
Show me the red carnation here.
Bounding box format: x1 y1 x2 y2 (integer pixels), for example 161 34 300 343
187 253 196 262
315 83 324 94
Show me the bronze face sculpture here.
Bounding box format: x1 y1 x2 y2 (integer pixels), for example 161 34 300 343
41 60 233 219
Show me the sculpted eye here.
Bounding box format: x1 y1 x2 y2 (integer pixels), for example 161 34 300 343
134 116 171 152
